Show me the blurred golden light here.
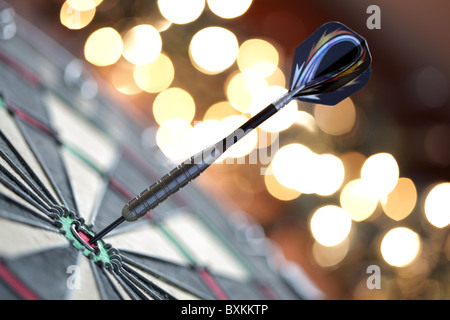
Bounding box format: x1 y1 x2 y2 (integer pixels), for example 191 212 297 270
310 205 352 247
156 119 193 161
153 88 196 126
381 177 417 221
189 27 239 75
424 182 450 228
84 27 123 67
220 115 257 159
226 72 267 113
381 227 421 267
264 165 301 201
313 154 345 196
237 39 279 78
312 238 349 268
295 111 317 133
67 0 102 11
122 25 162 65
187 120 224 157
133 53 174 93
250 86 297 133
207 0 253 19
158 0 205 24
340 179 378 222
314 97 356 136
271 143 316 193
265 67 286 87
110 63 142 95
203 101 239 122
361 153 399 197
60 1 95 30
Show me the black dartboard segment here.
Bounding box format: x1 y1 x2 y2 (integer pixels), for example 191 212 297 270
0 12 320 300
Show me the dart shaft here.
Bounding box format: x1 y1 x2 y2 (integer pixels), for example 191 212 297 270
122 102 283 222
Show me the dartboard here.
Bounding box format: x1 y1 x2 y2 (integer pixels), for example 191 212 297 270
0 14 316 300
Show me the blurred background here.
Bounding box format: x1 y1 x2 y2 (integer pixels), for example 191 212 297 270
4 0 449 299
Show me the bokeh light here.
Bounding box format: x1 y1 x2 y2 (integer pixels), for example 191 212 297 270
314 97 356 136
186 120 224 156
158 0 205 24
265 67 286 87
207 0 253 19
237 39 279 78
110 62 142 95
340 179 378 222
264 165 301 201
381 227 421 267
361 153 399 197
312 154 345 196
381 177 417 221
156 119 193 161
189 27 239 74
84 27 123 66
60 1 95 30
271 144 344 195
295 111 317 133
271 143 316 192
310 205 352 247
312 239 349 268
226 71 267 113
203 101 240 121
133 53 174 93
250 86 297 133
67 0 102 11
122 24 162 65
424 182 450 228
153 88 196 126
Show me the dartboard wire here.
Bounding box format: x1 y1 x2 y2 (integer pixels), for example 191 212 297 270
108 264 145 300
0 131 59 207
98 264 127 300
89 259 121 300
0 98 60 207
11 109 79 215
120 263 177 300
119 250 211 300
0 174 53 218
0 193 57 231
0 157 56 214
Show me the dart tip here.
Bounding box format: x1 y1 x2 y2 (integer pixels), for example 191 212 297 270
89 216 125 244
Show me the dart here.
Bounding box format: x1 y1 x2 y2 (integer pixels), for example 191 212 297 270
90 21 372 244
